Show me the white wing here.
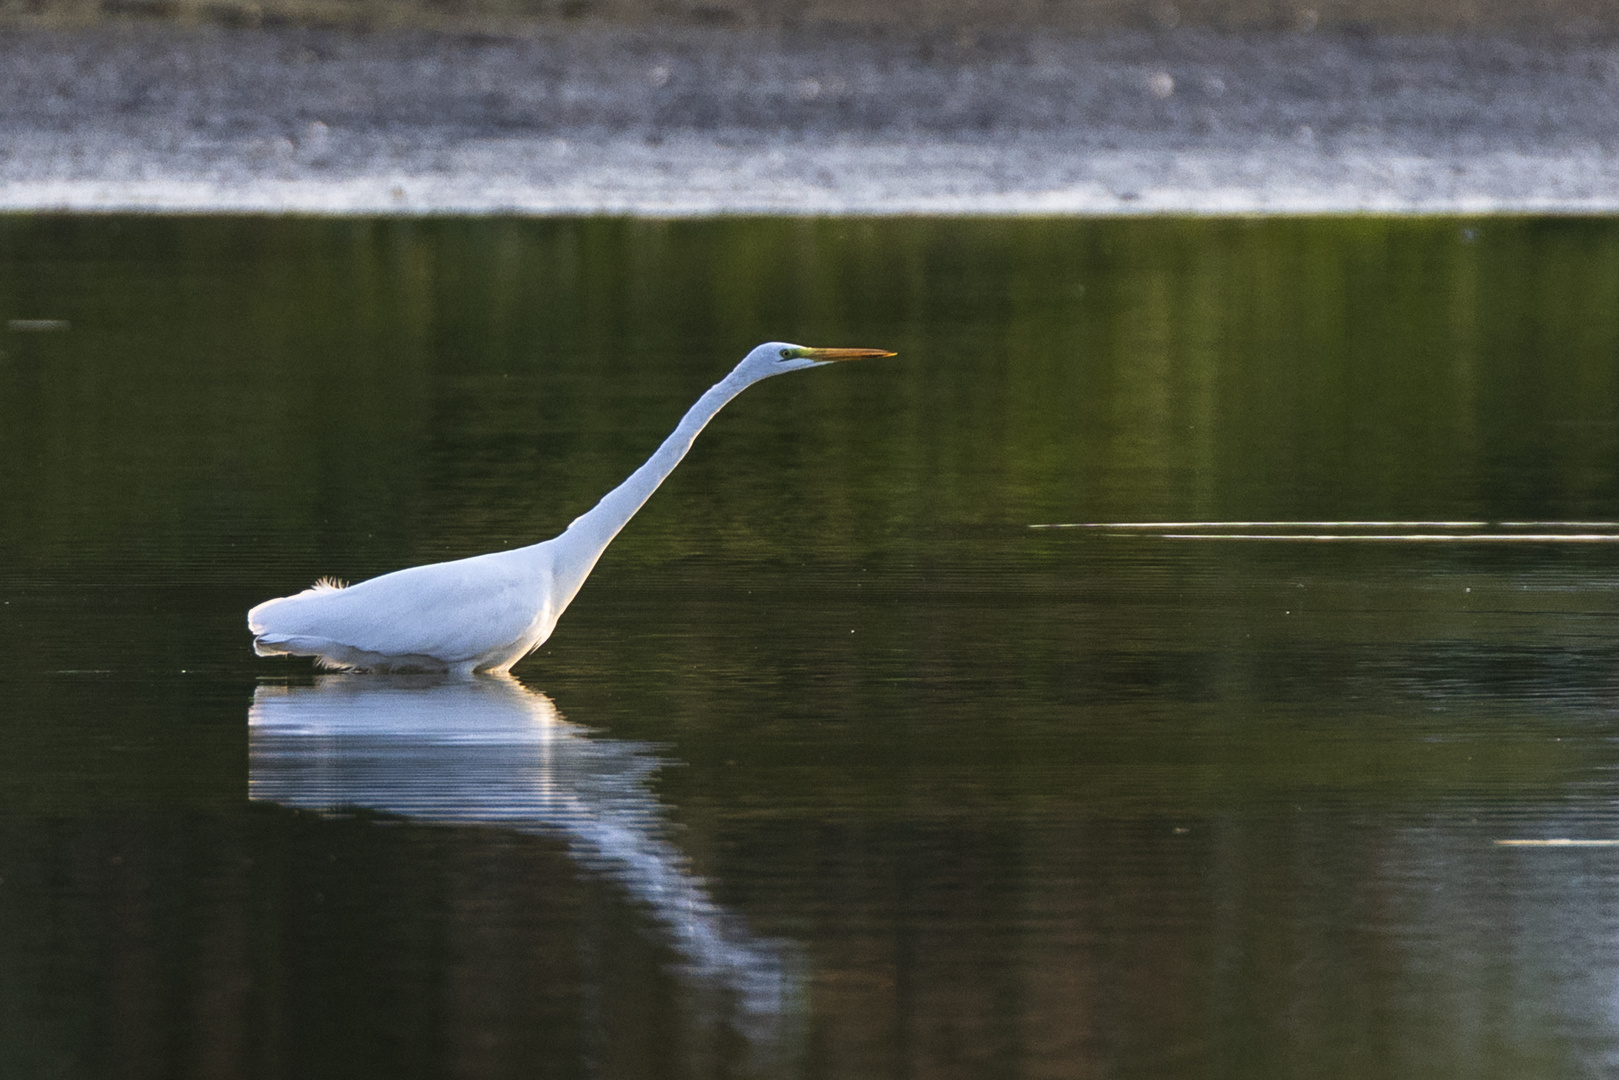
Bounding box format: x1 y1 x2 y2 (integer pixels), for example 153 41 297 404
249 546 552 666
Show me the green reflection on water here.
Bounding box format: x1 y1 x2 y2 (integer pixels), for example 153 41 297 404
3 216 1618 783
5 216 1619 572
3 215 1619 1080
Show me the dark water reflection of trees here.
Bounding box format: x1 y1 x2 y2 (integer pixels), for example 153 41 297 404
4 216 1619 1078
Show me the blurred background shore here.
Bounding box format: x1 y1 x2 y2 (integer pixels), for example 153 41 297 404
7 0 1619 35
3 0 1619 213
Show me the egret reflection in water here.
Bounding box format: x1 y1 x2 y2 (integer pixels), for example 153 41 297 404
248 674 800 1039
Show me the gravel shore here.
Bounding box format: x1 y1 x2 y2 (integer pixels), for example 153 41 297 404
4 23 1618 214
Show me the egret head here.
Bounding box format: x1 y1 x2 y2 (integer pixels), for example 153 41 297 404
741 341 896 379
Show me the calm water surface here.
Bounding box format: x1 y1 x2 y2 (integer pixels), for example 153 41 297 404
5 216 1619 1078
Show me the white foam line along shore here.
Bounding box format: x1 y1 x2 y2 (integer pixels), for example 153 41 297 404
8 146 1619 218
1496 839 1619 847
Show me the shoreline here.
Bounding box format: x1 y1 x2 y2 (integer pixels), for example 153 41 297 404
9 150 1619 217
4 24 1619 216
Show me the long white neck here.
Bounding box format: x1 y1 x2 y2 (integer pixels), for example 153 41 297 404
542 363 758 610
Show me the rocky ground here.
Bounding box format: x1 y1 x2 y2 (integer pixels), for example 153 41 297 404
3 22 1618 213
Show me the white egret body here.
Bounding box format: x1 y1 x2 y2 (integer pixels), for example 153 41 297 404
249 342 892 674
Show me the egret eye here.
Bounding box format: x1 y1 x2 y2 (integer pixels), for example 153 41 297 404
779 348 792 360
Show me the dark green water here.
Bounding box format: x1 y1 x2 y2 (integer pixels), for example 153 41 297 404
5 215 1619 1079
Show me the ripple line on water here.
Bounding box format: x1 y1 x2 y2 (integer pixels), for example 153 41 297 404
1030 521 1497 529
1159 533 1619 542
1029 521 1619 542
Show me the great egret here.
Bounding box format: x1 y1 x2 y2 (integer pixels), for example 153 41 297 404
249 341 894 674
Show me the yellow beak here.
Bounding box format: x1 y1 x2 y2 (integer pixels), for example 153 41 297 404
801 347 897 362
